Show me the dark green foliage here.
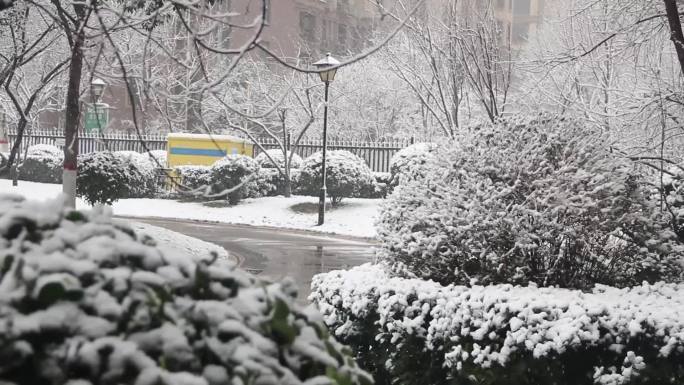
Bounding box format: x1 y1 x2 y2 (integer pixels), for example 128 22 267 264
378 118 684 289
77 151 142 205
0 195 374 385
17 145 64 184
209 155 260 205
298 151 374 206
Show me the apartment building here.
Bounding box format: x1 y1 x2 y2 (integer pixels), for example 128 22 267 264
227 0 379 60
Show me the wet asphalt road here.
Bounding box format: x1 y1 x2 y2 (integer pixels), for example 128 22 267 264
127 217 377 300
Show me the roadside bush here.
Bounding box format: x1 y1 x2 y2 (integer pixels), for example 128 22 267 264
18 144 63 184
255 149 303 169
210 154 260 205
0 194 373 385
253 168 301 197
664 166 684 243
388 142 438 192
175 165 212 192
146 149 167 168
77 151 144 205
311 263 684 385
298 150 374 206
115 151 156 197
378 118 684 289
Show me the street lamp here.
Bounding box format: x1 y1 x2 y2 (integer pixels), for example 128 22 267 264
313 53 340 226
90 78 107 102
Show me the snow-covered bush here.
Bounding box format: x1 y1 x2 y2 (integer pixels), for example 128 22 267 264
115 151 157 197
209 155 260 205
0 194 373 385
298 151 374 206
255 149 303 169
175 165 212 192
146 149 167 168
378 119 684 289
664 165 684 243
388 142 437 191
311 264 684 385
253 168 301 197
18 144 64 184
77 152 144 205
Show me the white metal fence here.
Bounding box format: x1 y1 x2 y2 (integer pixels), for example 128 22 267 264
6 129 415 172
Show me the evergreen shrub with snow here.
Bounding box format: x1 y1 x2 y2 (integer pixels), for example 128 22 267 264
255 149 303 170
253 168 301 197
115 151 157 198
664 166 684 244
146 149 167 168
388 142 437 192
209 155 260 205
77 152 145 205
18 144 64 184
311 264 684 385
298 151 374 206
378 119 684 289
175 165 212 192
0 194 373 385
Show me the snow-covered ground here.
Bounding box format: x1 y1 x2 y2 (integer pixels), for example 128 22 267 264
0 180 380 238
128 221 234 263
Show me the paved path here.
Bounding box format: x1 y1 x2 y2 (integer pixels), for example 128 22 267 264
128 217 377 300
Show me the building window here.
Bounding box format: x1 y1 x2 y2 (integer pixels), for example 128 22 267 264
300 12 316 41
513 0 531 16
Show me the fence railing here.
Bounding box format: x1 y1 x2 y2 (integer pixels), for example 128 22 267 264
6 129 414 172
7 128 167 155
253 137 413 173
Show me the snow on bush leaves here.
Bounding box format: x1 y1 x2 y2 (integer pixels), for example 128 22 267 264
18 144 64 184
210 155 260 205
255 149 303 170
175 165 212 192
388 142 437 192
0 194 373 385
310 264 684 385
298 151 374 206
377 118 684 289
77 152 144 205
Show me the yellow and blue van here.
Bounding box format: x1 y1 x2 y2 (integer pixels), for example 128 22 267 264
166 133 254 168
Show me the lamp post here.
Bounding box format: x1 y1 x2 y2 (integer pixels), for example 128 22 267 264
313 53 340 226
87 78 108 150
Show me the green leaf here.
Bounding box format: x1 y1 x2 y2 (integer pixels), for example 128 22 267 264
270 297 296 345
64 210 87 222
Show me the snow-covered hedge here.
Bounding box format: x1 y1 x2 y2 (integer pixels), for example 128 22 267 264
115 151 157 197
377 119 684 289
311 264 684 385
77 152 145 205
253 168 301 197
664 165 684 243
146 149 167 168
388 142 437 191
210 155 260 205
0 195 373 385
175 165 212 192
255 149 303 170
18 144 64 184
298 151 374 206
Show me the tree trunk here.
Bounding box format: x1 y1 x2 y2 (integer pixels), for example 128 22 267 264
664 0 684 75
62 6 87 207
